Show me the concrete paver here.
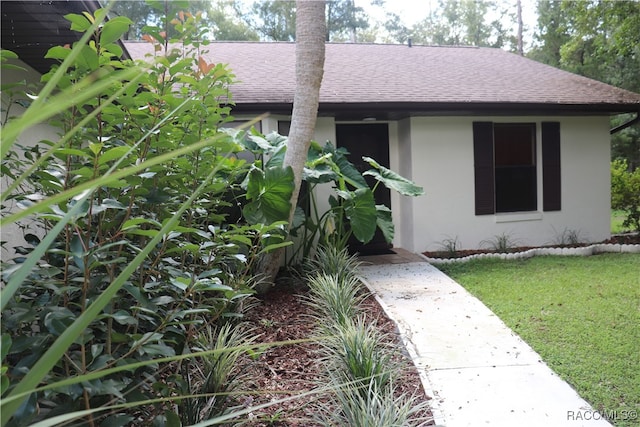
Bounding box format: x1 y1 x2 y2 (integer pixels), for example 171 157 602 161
358 259 613 427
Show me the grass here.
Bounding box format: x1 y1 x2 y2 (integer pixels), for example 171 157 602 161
438 254 640 427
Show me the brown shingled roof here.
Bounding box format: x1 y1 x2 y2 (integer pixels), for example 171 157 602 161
124 41 640 118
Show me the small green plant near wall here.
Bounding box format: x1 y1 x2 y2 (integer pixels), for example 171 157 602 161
480 232 521 252
550 227 584 246
437 235 461 257
611 160 640 233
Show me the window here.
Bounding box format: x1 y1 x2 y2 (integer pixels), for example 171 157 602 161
473 121 561 215
494 123 537 212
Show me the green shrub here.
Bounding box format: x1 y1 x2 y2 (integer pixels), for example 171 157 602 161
611 160 640 232
0 7 285 425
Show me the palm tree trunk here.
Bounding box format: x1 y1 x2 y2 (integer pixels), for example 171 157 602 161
258 0 326 286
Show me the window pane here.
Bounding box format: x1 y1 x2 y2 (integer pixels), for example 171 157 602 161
494 124 535 166
494 123 537 213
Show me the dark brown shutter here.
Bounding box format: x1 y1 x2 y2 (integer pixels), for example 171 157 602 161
473 122 495 215
542 122 561 211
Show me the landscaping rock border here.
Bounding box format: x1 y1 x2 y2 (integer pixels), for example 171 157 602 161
422 243 640 264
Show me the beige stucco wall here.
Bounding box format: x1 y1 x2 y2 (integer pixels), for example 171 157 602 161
238 114 613 254
397 116 612 252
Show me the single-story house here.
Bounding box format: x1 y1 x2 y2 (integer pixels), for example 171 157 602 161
125 40 640 253
3 2 640 255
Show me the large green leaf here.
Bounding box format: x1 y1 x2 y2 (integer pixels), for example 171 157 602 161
376 204 394 243
243 166 294 224
362 156 425 196
338 188 377 243
304 145 337 183
333 147 367 189
100 16 133 46
303 163 336 183
64 13 92 32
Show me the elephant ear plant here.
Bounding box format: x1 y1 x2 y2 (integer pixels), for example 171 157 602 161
1 6 292 426
301 143 424 256
225 131 425 264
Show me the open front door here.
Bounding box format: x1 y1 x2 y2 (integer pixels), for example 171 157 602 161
336 123 393 255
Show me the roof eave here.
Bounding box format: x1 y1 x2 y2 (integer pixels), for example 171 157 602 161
229 101 640 120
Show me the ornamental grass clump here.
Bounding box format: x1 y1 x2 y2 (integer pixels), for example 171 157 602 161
303 245 362 282
175 323 257 425
305 274 367 327
321 316 394 396
303 246 430 426
323 380 429 427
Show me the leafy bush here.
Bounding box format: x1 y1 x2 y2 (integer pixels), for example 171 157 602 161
231 131 424 263
1 7 288 425
611 159 640 232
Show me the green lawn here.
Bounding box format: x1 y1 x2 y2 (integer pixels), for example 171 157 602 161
438 254 640 427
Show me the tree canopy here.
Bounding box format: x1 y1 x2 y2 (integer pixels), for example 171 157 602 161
529 0 640 169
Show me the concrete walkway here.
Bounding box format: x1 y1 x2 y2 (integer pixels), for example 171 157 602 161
358 250 613 427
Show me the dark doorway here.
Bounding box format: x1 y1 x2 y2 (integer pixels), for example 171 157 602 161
336 123 393 255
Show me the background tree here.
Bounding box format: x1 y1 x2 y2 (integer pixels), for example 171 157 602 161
111 0 159 39
206 0 260 40
250 0 297 41
326 0 369 42
112 0 258 41
396 0 513 48
530 0 640 169
528 0 568 66
382 12 410 44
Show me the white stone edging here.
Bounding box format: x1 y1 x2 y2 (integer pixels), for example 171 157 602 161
421 244 640 264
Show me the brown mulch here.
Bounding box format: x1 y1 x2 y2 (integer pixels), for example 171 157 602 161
235 282 434 426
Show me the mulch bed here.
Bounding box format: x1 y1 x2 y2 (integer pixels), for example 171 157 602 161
423 233 640 259
237 282 434 426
